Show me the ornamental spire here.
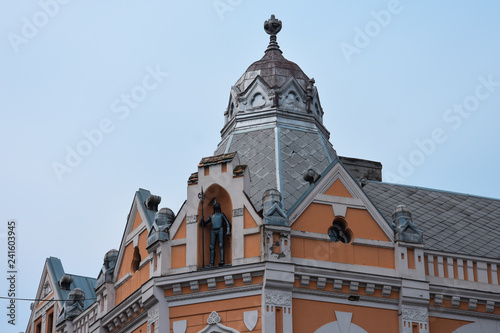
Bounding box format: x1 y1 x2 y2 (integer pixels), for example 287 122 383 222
264 14 282 53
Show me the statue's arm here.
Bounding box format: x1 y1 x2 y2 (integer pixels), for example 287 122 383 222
223 214 231 235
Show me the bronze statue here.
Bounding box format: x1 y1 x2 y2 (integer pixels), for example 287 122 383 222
202 202 231 266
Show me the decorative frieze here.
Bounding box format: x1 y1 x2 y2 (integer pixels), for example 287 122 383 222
401 308 428 322
434 294 443 306
119 313 127 324
349 281 359 293
265 292 292 306
186 215 198 224
233 208 244 217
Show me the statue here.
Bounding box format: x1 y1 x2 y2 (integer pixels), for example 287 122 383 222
202 202 231 266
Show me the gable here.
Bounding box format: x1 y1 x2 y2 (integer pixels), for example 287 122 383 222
289 160 394 242
324 179 352 198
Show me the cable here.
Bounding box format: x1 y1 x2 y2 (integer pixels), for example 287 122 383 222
0 296 97 302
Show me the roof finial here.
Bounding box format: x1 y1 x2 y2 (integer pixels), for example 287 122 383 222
264 14 282 53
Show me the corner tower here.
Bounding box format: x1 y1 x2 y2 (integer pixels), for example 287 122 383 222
215 15 337 212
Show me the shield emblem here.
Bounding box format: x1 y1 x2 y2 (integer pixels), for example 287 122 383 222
243 310 258 331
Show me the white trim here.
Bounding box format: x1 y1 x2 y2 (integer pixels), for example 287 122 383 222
114 272 132 288
288 162 395 241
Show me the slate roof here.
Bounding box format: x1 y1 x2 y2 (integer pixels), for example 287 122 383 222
363 181 500 259
234 48 310 93
199 153 236 167
136 188 156 227
46 257 96 309
215 127 336 212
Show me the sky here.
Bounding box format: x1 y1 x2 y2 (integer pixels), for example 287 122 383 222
1 0 500 331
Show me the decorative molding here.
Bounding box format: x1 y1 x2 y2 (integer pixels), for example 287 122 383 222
233 208 244 217
147 305 159 324
293 287 400 307
300 275 310 287
382 285 392 297
434 294 443 306
401 308 428 322
265 292 292 306
333 279 343 291
242 273 252 285
486 301 495 312
207 311 221 325
207 278 217 290
190 281 199 292
350 281 359 293
173 283 182 295
187 215 198 224
451 296 460 308
166 284 262 303
366 283 375 295
224 275 234 287
468 298 477 311
317 277 326 289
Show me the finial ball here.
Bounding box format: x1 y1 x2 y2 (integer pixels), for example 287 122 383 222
264 14 282 36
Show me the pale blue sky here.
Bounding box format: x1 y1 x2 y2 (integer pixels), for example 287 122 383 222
1 1 500 331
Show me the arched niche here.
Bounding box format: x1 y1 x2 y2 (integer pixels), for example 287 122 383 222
197 184 233 268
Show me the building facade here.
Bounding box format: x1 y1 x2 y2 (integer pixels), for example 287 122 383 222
26 15 500 333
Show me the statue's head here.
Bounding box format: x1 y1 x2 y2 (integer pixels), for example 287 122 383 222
213 202 221 213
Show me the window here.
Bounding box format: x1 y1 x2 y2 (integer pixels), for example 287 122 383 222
131 247 141 272
328 218 352 244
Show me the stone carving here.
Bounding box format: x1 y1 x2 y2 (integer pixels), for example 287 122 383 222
207 311 221 325
349 281 359 293
242 273 252 285
300 275 310 287
224 275 234 287
451 296 460 308
382 285 392 297
233 208 244 217
173 284 182 295
401 308 428 322
434 294 443 306
486 300 495 312
207 278 217 290
365 283 375 295
265 293 292 306
333 279 343 291
187 215 198 224
147 305 159 324
244 310 258 331
317 277 326 289
189 281 199 292
468 299 477 311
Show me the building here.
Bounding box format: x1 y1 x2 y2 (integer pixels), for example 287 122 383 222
25 257 96 333
26 15 500 333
